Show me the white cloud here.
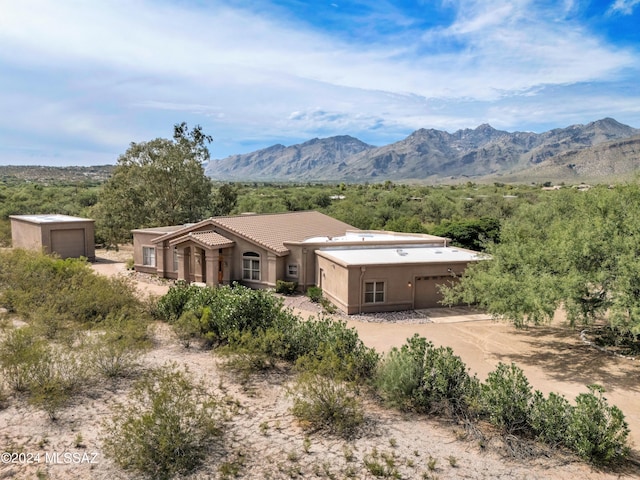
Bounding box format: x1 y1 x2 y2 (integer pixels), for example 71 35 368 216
0 0 638 164
610 0 640 15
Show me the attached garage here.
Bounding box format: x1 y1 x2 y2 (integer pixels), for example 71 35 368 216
10 214 95 261
414 275 458 309
315 243 480 314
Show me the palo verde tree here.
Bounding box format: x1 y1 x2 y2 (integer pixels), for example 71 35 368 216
93 123 214 246
443 184 640 338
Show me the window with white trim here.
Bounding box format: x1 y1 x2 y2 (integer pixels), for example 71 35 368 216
364 281 385 303
287 264 299 277
142 246 156 267
242 252 260 281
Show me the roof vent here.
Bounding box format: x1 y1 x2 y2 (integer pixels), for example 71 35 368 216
396 249 408 256
435 250 442 254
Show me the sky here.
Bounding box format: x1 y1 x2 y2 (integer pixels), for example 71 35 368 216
1 0 639 166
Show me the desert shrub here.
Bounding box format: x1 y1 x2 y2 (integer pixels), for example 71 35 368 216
0 250 144 333
528 391 572 447
565 385 630 465
0 327 87 419
102 364 226 479
0 327 51 392
375 334 428 410
275 280 297 295
290 373 364 438
481 362 532 433
160 283 292 346
288 316 379 382
0 384 7 410
155 280 197 322
174 310 205 348
422 344 480 416
376 334 479 416
319 296 337 314
88 334 143 379
306 286 323 303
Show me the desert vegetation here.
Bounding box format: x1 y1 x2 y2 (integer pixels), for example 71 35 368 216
154 282 631 469
1 164 639 477
0 249 636 479
0 250 149 421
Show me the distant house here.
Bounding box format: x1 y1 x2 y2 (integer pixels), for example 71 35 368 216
131 211 482 314
10 214 95 261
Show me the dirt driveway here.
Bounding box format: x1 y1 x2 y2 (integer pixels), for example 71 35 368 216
91 250 640 448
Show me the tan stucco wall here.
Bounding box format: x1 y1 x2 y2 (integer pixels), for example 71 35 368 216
133 231 162 274
317 254 473 314
10 219 43 251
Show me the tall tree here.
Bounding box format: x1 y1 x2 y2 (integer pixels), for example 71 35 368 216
443 185 640 337
94 123 213 245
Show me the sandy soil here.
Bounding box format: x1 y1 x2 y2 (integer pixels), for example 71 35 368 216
1 248 638 479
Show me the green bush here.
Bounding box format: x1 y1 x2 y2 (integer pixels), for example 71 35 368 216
290 373 364 438
529 391 572 447
288 316 379 382
376 334 479 416
102 364 226 479
306 286 323 303
376 334 429 411
155 280 198 322
275 280 297 295
422 344 480 416
160 283 291 346
481 362 532 433
566 385 630 465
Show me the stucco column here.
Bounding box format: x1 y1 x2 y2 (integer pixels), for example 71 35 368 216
205 250 218 287
267 253 277 287
156 244 167 276
193 248 204 283
176 247 186 281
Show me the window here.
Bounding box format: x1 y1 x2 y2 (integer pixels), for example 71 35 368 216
142 246 156 267
364 281 385 303
242 252 260 281
288 264 299 277
173 247 179 271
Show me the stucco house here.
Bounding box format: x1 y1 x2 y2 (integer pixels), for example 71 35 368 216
10 214 95 261
132 211 482 314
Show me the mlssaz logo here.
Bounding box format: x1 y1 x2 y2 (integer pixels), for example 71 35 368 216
45 452 99 464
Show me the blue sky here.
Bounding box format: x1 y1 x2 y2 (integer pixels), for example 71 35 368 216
1 0 639 166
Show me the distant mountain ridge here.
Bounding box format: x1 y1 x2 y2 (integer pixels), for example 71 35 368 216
205 118 640 182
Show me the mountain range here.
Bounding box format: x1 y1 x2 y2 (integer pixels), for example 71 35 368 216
205 118 640 183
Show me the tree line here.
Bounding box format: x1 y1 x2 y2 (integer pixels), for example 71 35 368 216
3 123 640 340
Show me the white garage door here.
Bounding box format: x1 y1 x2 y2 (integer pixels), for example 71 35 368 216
51 229 86 259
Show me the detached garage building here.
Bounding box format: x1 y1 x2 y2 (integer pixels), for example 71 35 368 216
10 214 95 261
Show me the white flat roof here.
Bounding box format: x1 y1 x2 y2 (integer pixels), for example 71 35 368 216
304 231 440 243
10 214 93 224
317 246 483 266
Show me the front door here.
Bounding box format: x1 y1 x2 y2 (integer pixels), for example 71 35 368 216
218 255 224 284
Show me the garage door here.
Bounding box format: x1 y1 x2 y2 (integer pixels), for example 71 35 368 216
414 276 455 309
51 229 86 259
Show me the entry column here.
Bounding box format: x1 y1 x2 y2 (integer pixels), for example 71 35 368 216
204 250 219 287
